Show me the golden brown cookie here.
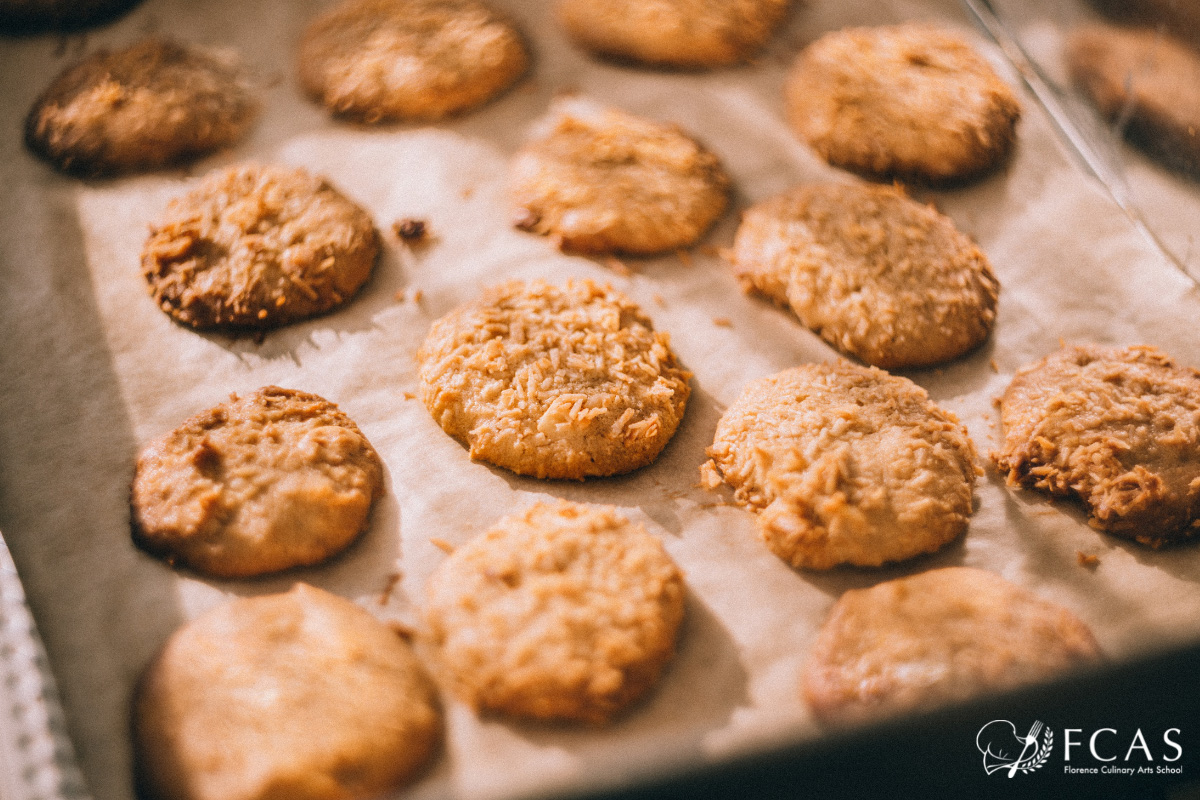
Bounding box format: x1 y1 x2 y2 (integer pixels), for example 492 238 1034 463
0 0 141 33
134 584 442 800
23 39 256 177
785 23 1021 183
729 182 999 369
701 362 979 569
993 344 1200 547
141 164 379 330
802 567 1102 726
418 279 691 479
298 0 529 123
556 0 790 68
424 501 685 724
510 99 731 254
1067 24 1200 176
131 387 384 578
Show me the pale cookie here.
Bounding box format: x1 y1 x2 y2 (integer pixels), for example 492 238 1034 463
702 362 979 569
730 182 999 369
298 0 529 122
556 0 790 68
418 279 691 479
993 344 1200 547
134 584 442 800
510 99 730 254
131 387 384 578
785 23 1021 183
142 164 379 330
424 501 685 724
1067 24 1200 176
0 0 141 33
802 567 1102 726
24 39 256 177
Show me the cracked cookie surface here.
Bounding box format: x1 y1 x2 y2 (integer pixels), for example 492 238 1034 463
131 386 384 577
993 344 1200 546
702 362 978 569
730 182 999 368
418 279 691 479
424 502 685 724
510 100 730 254
141 164 379 330
785 23 1021 183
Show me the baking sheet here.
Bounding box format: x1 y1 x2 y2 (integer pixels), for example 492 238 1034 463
4 1 1200 799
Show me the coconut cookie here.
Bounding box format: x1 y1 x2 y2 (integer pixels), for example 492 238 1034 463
730 182 999 369
702 362 979 569
993 344 1200 547
556 0 790 69
510 99 730 254
785 23 1021 183
134 584 442 800
142 164 379 330
131 387 384 578
803 567 1102 726
298 0 529 122
1067 25 1200 176
424 502 685 724
418 280 691 479
24 39 256 177
0 0 141 33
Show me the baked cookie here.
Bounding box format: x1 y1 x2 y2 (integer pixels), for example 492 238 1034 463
730 182 999 369
24 39 256 177
134 584 442 800
0 0 141 33
802 567 1102 726
142 164 379 330
298 0 529 123
510 99 730 254
424 502 685 724
1067 24 1200 176
556 0 790 69
993 344 1200 547
418 279 691 479
701 362 978 569
131 387 384 578
785 23 1021 183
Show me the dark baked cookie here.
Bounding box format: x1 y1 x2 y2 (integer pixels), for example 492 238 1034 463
24 39 256 177
993 344 1200 547
298 0 529 122
424 501 685 724
142 163 379 330
0 0 142 34
131 386 384 578
803 567 1101 726
556 0 790 68
785 23 1021 183
510 99 730 254
134 584 442 800
1067 24 1200 175
702 362 979 569
418 279 691 479
729 182 999 368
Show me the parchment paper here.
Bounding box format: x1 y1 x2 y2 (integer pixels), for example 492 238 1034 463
4 1 1200 799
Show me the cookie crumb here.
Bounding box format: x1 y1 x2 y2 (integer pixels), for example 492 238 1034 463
652 293 665 307
712 316 732 328
1076 551 1100 569
676 249 694 268
411 289 424 304
604 256 633 277
394 290 406 302
402 391 416 401
393 218 428 243
989 359 999 373
388 621 417 640
430 537 455 554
